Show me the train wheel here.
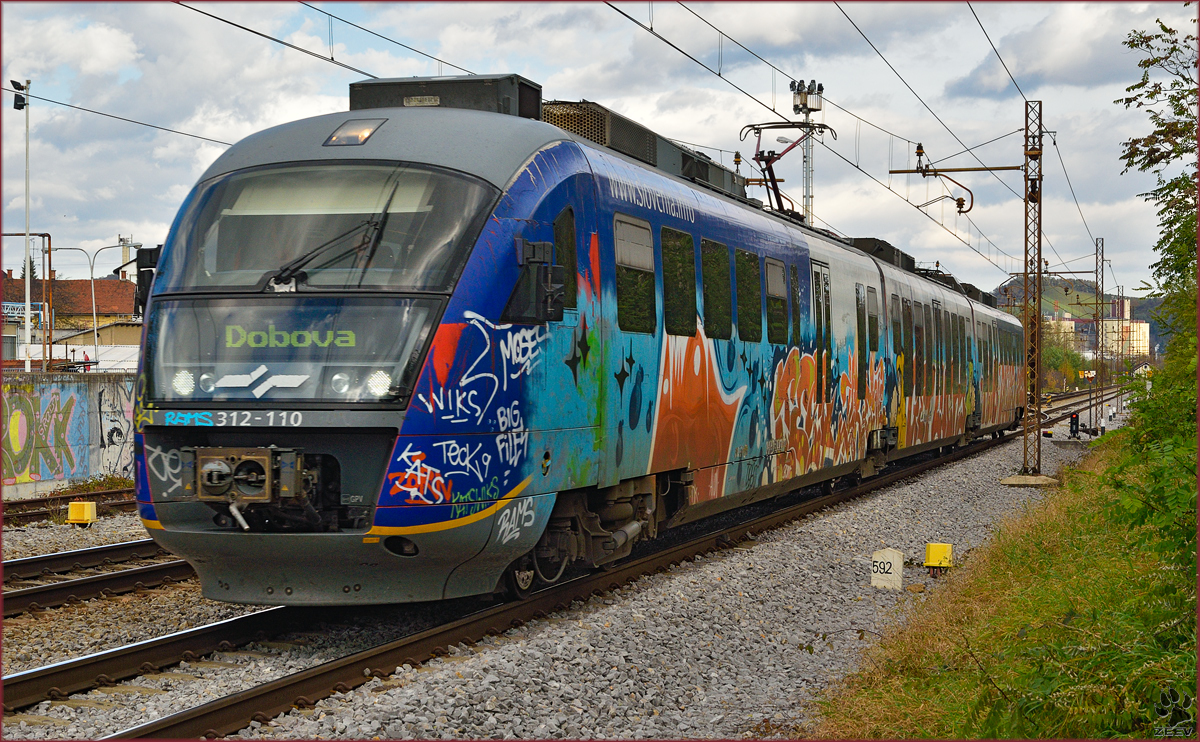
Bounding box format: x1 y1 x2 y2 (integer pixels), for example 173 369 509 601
503 554 536 600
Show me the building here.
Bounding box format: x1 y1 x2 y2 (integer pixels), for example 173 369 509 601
2 272 136 336
54 320 144 346
1101 318 1150 357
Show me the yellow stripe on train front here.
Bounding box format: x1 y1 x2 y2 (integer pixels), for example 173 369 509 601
365 475 535 536
141 518 165 530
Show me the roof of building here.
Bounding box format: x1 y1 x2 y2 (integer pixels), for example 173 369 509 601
2 277 135 315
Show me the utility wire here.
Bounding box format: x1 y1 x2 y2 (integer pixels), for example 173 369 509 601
671 0 1024 267
817 139 1013 274
297 2 474 74
835 3 1020 200
1051 137 1097 244
178 2 378 78
676 2 915 143
1 87 233 146
967 2 1027 101
610 1 1011 273
606 3 784 123
929 128 1021 165
837 2 1084 270
965 3 1107 273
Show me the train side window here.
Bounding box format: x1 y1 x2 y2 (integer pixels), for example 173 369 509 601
735 249 762 343
890 294 901 365
950 312 959 392
614 215 655 334
946 313 952 390
855 283 867 399
661 227 696 337
553 207 578 310
867 286 879 354
765 259 788 345
913 301 924 397
960 314 968 390
989 324 997 390
932 304 942 393
902 298 914 397
700 238 732 340
923 303 934 393
790 265 803 346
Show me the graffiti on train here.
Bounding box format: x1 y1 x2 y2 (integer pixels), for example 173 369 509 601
415 312 549 429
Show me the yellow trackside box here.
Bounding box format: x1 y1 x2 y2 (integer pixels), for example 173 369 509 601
66 500 97 526
924 543 953 568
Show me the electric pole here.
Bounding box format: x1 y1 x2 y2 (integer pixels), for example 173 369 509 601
1020 100 1044 475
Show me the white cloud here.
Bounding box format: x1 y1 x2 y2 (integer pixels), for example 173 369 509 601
0 1 1175 292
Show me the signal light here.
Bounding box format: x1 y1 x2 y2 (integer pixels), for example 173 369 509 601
11 80 26 110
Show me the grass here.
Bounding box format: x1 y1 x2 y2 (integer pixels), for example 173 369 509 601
47 473 134 496
811 437 1197 739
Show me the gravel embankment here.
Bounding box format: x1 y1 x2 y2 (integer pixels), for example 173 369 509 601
1 405 1125 740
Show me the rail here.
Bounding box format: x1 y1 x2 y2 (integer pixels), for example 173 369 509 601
4 387 1123 727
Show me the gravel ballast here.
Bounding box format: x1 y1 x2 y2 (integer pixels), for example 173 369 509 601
0 408 1126 740
3 513 149 562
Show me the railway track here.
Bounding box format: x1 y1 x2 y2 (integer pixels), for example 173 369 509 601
2 388 1124 738
2 488 138 527
2 539 192 618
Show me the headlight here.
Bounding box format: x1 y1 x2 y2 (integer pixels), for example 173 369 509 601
366 370 391 396
330 372 351 394
198 372 216 393
172 370 195 396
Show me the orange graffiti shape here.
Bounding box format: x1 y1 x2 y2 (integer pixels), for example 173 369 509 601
650 326 744 500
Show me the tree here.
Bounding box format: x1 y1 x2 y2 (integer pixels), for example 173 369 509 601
1115 4 1197 384
18 255 36 281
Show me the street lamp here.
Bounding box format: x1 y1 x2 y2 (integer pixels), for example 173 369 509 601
53 241 140 369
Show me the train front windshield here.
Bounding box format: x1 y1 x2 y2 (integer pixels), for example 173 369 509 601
145 161 498 405
154 161 497 292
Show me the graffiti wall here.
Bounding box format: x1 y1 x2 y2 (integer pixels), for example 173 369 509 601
3 372 135 499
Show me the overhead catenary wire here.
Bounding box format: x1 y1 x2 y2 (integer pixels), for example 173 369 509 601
817 139 1015 274
178 2 378 78
929 128 1022 165
1 87 233 146
615 2 1015 274
967 2 1027 101
839 1 1082 271
966 3 1106 270
675 2 916 145
297 2 474 74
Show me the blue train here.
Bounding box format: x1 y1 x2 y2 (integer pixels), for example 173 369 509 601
133 74 1023 604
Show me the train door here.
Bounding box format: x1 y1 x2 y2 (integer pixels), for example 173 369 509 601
811 261 833 404
513 174 603 493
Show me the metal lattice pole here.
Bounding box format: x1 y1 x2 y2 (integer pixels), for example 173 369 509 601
1094 237 1103 428
1021 101 1044 474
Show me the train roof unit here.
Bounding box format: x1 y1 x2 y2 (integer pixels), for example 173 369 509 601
210 73 1000 310
348 74 750 204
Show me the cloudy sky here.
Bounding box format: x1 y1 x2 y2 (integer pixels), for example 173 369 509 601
2 2 1190 296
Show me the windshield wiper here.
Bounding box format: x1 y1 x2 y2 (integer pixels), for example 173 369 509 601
258 219 376 291
355 183 401 288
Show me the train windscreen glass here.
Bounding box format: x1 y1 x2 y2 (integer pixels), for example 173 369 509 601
144 296 438 404
155 162 497 292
